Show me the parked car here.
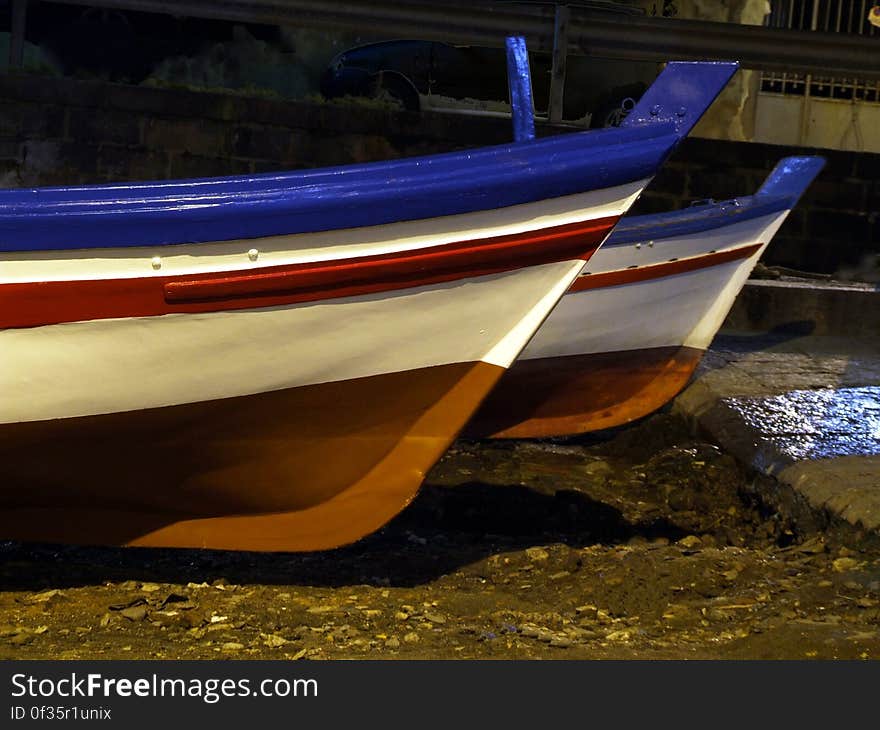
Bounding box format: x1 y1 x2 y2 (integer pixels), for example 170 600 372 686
320 39 553 113
321 37 656 127
319 1 650 120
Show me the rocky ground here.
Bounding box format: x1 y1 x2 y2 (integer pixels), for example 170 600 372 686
2 413 879 660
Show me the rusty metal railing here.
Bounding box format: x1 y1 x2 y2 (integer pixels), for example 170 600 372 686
762 0 880 102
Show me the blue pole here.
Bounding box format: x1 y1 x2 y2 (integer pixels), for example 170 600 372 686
505 35 536 142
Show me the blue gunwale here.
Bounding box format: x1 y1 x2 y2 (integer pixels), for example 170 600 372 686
0 124 677 252
605 195 789 247
0 61 739 253
605 156 825 247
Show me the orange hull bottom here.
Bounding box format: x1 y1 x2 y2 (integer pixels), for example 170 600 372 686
465 346 704 439
0 361 503 552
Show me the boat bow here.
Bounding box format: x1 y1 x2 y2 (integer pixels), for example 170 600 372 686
0 61 737 551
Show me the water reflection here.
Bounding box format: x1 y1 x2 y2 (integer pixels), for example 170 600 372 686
725 386 880 460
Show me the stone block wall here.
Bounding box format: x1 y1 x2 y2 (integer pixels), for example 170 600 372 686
0 73 513 189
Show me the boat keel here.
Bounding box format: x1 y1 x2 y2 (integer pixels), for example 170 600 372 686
465 346 704 439
0 360 504 552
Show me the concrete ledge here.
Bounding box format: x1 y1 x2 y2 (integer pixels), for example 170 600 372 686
724 278 880 338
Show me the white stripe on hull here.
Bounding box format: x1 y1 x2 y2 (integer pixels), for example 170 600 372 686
0 180 646 283
1 259 585 424
582 211 786 274
520 210 789 361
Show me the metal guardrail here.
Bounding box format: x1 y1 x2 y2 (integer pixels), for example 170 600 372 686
8 0 880 79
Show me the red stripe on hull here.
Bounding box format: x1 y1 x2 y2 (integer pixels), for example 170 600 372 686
1 216 615 329
464 346 704 439
571 243 762 293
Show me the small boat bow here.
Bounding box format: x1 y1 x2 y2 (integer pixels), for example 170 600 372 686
467 156 826 439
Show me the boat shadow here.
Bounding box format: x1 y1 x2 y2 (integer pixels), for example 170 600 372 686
0 481 688 590
710 319 817 352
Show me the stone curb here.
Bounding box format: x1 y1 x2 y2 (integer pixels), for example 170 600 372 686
672 331 880 539
675 384 880 536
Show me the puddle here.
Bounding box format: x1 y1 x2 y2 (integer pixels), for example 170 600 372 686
726 386 880 460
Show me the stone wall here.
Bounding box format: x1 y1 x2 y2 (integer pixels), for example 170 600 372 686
0 73 513 189
1 73 876 277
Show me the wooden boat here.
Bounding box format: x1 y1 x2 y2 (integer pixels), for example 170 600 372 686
467 156 825 439
0 59 736 552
